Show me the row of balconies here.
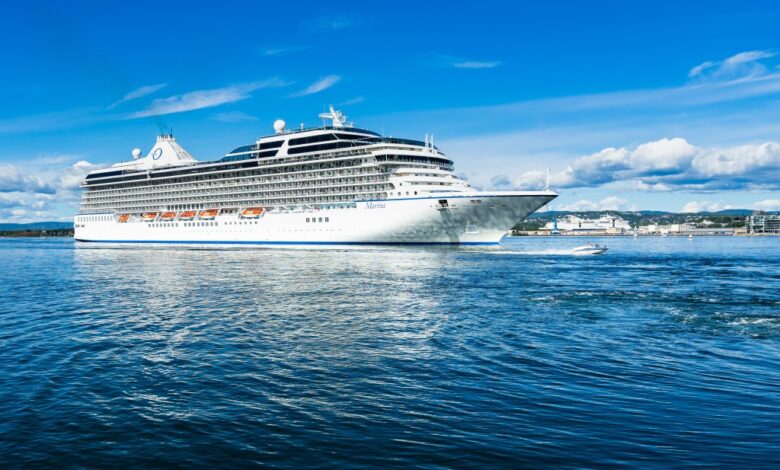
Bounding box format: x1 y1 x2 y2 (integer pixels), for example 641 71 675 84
80 190 387 212
84 165 383 196
83 178 391 203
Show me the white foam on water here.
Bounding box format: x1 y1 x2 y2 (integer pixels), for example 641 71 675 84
488 248 607 256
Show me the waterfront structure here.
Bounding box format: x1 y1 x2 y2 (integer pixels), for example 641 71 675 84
638 223 693 235
544 215 631 234
746 213 780 234
636 223 739 236
74 108 556 245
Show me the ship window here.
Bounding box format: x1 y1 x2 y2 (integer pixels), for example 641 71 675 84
289 133 337 146
306 218 310 222
318 217 323 222
325 217 329 222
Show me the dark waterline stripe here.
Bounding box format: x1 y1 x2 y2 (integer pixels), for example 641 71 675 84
74 239 499 246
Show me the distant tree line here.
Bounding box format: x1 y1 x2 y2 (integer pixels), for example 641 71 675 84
0 228 74 237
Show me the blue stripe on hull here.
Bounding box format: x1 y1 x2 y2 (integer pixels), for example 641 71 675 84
74 238 499 246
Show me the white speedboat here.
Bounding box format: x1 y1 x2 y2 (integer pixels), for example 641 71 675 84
571 243 608 255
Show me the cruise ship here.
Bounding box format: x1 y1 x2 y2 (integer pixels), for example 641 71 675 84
74 107 556 245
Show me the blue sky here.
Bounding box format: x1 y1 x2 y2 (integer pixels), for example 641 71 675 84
2 0 780 221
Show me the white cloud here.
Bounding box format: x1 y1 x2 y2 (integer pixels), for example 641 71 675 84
688 50 776 81
692 142 780 176
0 159 104 222
606 180 672 192
338 96 365 106
130 79 287 118
0 207 60 224
491 174 513 188
630 138 696 172
0 164 57 194
754 199 780 212
212 111 258 123
688 61 717 78
260 46 309 56
680 201 735 213
556 196 630 212
304 14 358 31
108 83 167 109
57 161 105 191
453 60 501 69
512 137 780 192
291 75 341 97
0 192 47 209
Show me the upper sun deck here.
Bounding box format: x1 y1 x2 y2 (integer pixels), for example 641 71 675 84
82 107 446 185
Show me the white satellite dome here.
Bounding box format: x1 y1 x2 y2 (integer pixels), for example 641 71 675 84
273 119 286 134
131 148 142 159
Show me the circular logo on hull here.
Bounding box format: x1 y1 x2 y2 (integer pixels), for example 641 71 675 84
152 148 163 160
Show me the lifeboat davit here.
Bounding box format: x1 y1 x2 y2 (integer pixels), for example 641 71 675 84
199 209 218 220
160 211 177 221
179 211 196 220
142 212 158 221
241 207 264 218
118 214 130 223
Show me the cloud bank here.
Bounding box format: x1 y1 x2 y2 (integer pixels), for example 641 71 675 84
508 137 780 192
754 199 780 212
0 159 105 222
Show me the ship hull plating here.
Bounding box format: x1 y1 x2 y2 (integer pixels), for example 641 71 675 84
74 192 555 246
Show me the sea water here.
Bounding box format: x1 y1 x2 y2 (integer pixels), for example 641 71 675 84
1 237 779 467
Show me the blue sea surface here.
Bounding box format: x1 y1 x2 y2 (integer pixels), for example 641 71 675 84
1 236 779 467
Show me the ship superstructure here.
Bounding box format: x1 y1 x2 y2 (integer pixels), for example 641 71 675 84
74 107 556 245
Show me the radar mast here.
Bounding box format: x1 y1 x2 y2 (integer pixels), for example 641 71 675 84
319 105 352 128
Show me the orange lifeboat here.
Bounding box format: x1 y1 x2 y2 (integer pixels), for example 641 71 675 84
160 211 177 221
179 211 196 220
241 207 264 218
118 214 130 223
142 212 158 221
199 209 218 220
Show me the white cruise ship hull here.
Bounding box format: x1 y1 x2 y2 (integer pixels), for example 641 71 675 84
74 192 555 246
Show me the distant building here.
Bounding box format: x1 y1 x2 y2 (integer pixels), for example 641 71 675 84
637 223 698 235
544 215 631 234
746 213 780 234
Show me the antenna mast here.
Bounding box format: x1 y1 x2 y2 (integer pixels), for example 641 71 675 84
544 167 551 191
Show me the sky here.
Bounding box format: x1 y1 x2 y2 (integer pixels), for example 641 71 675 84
2 0 780 222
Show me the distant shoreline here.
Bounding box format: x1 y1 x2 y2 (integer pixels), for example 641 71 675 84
509 232 777 237
0 229 74 238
